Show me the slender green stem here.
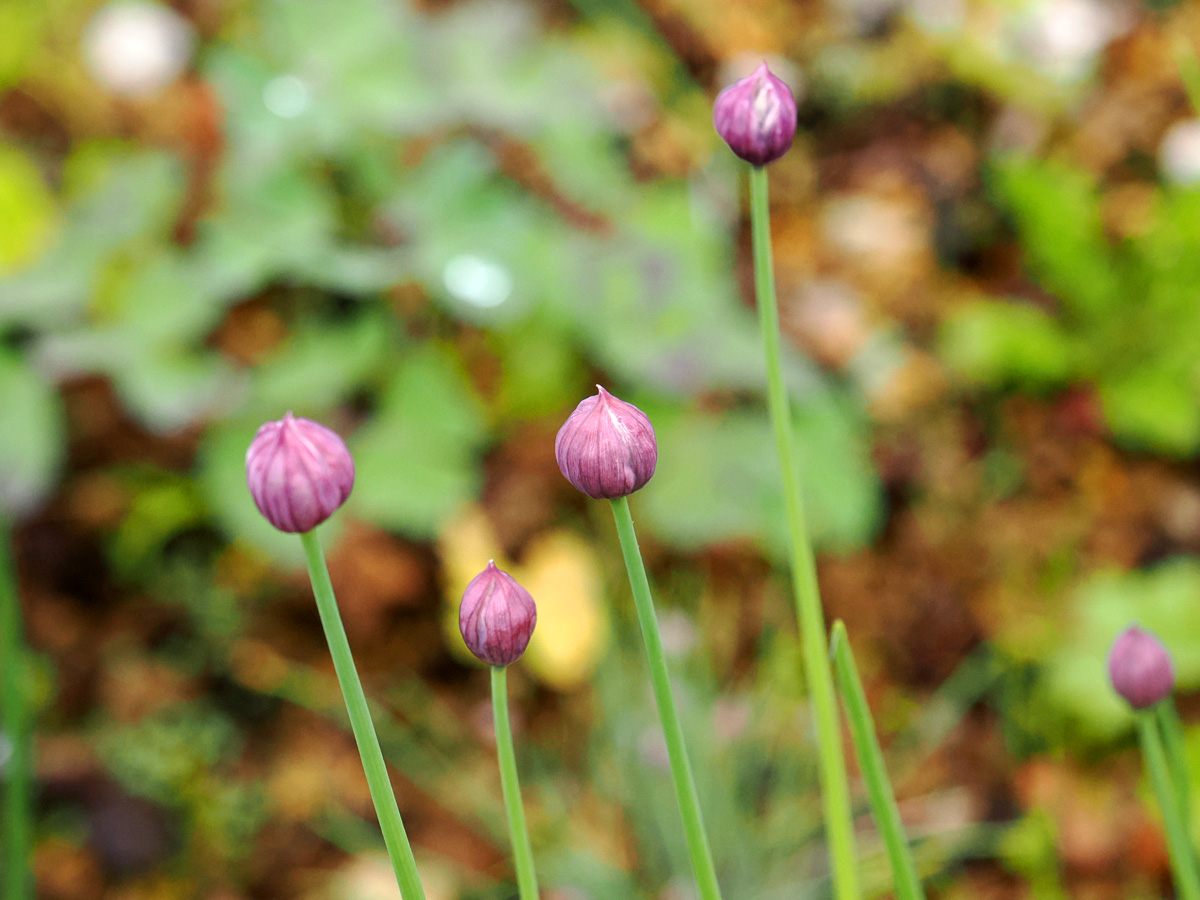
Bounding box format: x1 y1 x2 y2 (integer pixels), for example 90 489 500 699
830 622 924 900
749 163 860 900
299 530 425 900
1 518 32 900
1172 32 1200 116
1139 712 1200 900
1158 701 1193 828
609 496 723 900
490 666 539 900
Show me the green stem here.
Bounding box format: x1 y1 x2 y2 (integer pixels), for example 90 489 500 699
1139 712 1200 900
490 666 539 900
609 496 723 900
830 622 925 900
749 164 860 900
299 530 425 900
1 518 31 900
1158 700 1192 828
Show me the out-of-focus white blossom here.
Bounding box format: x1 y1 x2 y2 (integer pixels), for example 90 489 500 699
262 74 310 119
1159 119 1200 185
82 0 194 98
1015 0 1130 84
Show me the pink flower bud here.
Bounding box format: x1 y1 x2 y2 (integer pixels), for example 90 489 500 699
459 561 537 667
555 386 657 500
1108 625 1175 710
245 413 355 533
713 62 798 167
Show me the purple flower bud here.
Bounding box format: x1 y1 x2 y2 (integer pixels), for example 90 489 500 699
459 561 537 667
555 386 657 500
1108 625 1175 710
713 62 798 167
245 413 355 533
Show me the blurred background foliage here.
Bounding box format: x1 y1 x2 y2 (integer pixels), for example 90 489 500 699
4 0 1200 897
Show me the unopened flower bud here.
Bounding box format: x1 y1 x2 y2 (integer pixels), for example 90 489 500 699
713 62 798 167
459 561 537 667
555 386 657 500
245 413 355 533
1108 625 1175 710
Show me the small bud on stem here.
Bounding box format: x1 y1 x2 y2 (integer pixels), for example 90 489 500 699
555 386 657 500
245 413 355 533
460 561 537 667
1109 625 1175 710
713 62 798 167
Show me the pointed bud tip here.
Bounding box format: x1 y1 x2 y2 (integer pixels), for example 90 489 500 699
555 387 657 500
713 61 798 167
459 562 537 667
1108 624 1175 710
245 414 355 533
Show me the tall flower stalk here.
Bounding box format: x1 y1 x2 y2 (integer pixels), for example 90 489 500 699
490 666 539 900
715 62 860 900
459 561 540 900
247 414 425 900
1 519 32 900
610 495 722 900
1108 624 1200 900
1140 712 1200 900
556 388 723 900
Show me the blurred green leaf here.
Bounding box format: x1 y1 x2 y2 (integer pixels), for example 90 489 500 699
643 390 881 553
251 310 392 419
110 475 208 578
350 343 488 537
1099 366 1200 455
959 159 1200 455
0 146 184 329
0 143 57 274
96 701 241 807
114 351 240 433
991 156 1119 322
493 317 588 420
196 165 341 297
939 299 1075 387
0 350 64 516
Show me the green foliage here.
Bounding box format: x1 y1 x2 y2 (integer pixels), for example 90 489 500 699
941 156 1200 455
589 626 822 898
95 700 265 863
0 350 64 517
645 389 882 555
0 0 879 558
109 473 208 579
939 300 1076 387
0 144 56 273
350 344 489 537
96 701 241 806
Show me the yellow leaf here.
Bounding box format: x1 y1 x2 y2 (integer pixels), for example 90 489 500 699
518 530 609 691
437 507 609 690
0 143 57 273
